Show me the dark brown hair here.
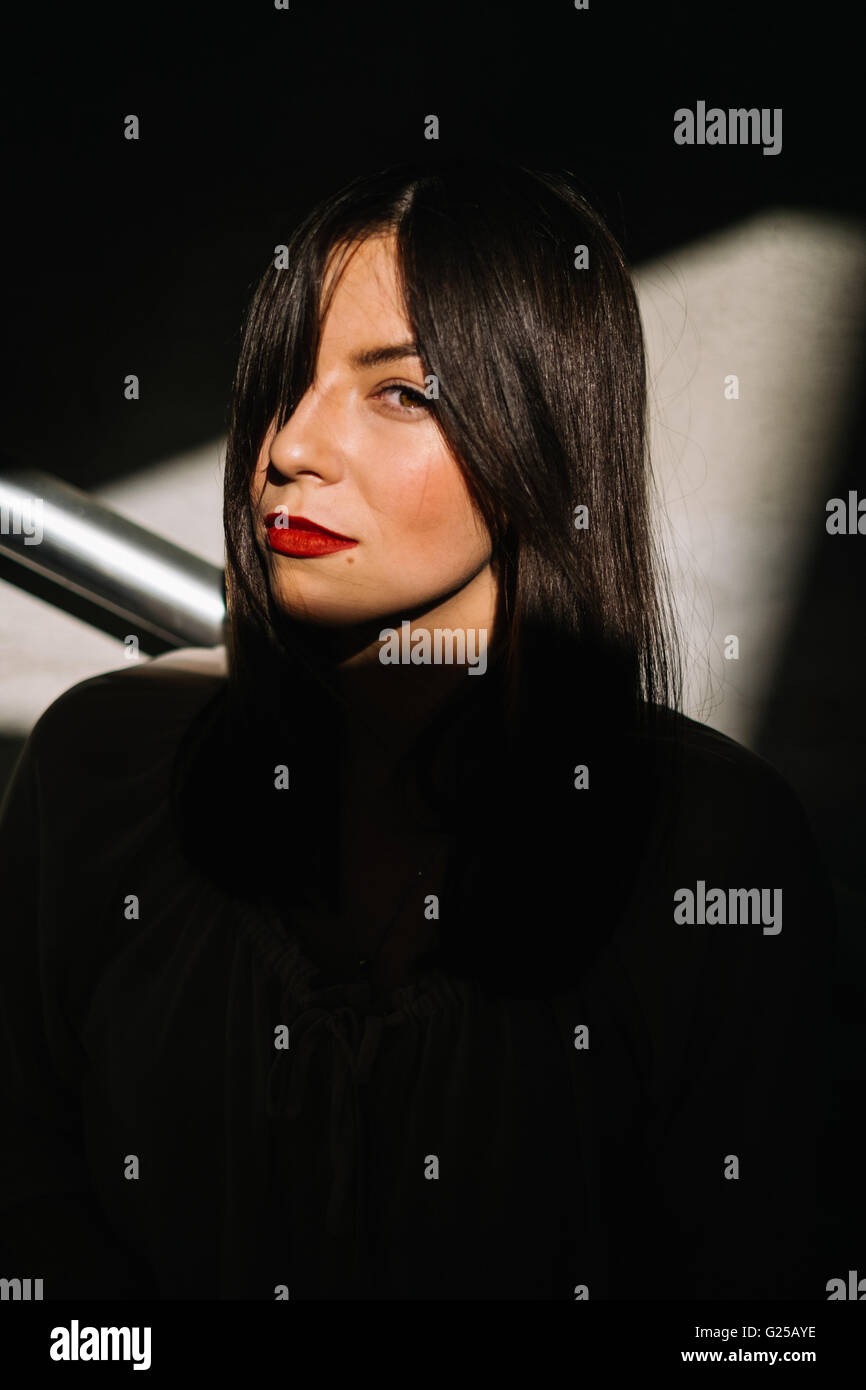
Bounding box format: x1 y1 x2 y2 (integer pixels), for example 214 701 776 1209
174 156 686 996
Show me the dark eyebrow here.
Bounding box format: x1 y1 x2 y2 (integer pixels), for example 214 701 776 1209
348 341 420 370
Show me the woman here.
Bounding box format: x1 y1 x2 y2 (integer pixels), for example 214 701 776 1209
0 158 835 1300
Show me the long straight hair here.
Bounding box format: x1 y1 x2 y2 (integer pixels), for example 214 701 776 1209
174 157 686 996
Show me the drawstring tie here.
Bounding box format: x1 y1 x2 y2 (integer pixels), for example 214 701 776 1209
230 891 459 1293
266 990 387 1282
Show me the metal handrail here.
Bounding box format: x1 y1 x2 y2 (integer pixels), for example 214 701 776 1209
0 469 226 648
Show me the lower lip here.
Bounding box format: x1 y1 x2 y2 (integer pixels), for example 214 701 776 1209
266 526 358 558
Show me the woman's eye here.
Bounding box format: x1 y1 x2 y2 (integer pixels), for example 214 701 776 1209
375 383 431 415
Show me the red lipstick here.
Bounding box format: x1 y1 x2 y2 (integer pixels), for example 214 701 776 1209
264 512 358 558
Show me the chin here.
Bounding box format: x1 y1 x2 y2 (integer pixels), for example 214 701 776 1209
268 588 388 630
268 582 467 634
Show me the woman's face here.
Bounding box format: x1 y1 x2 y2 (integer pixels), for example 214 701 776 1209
252 232 494 630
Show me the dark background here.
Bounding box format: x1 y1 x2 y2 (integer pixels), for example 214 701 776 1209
2 0 863 1279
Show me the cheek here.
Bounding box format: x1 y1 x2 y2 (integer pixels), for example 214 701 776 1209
378 446 481 545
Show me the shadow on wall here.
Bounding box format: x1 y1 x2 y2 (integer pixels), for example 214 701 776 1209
0 736 27 811
753 339 866 1289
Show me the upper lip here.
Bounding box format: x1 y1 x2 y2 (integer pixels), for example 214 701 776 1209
264 512 356 541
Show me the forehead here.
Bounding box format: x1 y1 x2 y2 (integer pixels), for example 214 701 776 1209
319 233 407 341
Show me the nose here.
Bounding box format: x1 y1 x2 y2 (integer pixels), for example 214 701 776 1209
266 384 347 485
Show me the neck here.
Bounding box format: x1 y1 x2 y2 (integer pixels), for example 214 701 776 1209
321 564 500 771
